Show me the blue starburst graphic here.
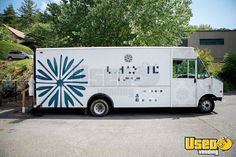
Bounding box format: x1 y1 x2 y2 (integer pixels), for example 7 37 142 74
36 55 88 107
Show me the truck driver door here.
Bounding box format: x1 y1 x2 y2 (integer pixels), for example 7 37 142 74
171 59 197 107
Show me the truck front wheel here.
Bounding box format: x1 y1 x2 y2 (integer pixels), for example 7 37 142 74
198 97 215 113
90 99 109 117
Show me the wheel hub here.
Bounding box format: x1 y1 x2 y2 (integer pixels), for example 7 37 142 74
94 103 105 114
202 100 211 111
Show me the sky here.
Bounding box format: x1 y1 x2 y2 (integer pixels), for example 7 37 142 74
190 0 236 29
0 0 236 29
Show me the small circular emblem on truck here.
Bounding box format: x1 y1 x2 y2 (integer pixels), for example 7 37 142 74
124 54 133 63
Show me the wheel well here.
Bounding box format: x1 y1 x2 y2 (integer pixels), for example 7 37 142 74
199 94 217 103
87 93 114 109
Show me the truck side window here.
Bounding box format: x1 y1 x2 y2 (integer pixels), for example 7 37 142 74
197 58 209 79
173 60 195 78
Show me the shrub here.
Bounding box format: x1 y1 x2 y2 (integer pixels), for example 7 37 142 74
0 81 16 98
223 81 235 93
196 48 222 77
0 59 33 81
219 53 236 91
20 64 27 72
0 26 16 43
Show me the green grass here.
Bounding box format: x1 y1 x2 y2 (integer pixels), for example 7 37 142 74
0 40 33 59
0 59 33 81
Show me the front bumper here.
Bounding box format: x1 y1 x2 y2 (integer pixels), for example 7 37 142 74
213 97 222 101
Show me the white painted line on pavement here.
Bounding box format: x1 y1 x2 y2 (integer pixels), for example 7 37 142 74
0 109 15 114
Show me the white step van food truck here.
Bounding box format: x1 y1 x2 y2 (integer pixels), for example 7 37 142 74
35 47 223 116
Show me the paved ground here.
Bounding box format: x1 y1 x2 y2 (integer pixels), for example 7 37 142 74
0 95 236 157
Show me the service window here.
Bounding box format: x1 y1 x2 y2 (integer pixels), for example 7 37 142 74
173 60 195 78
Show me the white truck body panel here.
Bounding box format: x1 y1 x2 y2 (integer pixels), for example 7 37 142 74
35 47 223 108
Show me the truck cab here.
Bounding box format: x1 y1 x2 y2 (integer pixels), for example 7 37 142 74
172 49 223 113
196 57 223 112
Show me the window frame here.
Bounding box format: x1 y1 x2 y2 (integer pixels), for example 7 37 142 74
199 38 224 45
173 59 196 79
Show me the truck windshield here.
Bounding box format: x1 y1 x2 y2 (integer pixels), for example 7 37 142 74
197 57 210 79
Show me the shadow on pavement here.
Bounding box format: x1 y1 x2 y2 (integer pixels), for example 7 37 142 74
224 92 236 96
0 107 218 121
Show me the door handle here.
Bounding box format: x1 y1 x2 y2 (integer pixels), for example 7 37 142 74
194 78 196 83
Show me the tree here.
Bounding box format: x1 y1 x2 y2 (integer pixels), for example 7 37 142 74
81 0 134 46
29 0 193 47
18 0 37 26
25 23 55 48
128 0 192 46
42 0 95 47
215 28 231 31
191 24 213 31
82 0 192 46
1 4 17 26
0 26 16 43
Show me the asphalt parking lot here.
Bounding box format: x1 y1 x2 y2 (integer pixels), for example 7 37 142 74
0 95 236 157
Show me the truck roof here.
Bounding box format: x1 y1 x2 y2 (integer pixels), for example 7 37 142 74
36 47 194 51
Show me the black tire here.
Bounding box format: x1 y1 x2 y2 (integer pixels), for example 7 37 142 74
8 57 13 61
198 97 215 113
25 56 29 59
90 99 109 117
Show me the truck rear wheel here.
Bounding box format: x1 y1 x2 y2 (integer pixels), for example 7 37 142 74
90 99 109 117
198 97 215 113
